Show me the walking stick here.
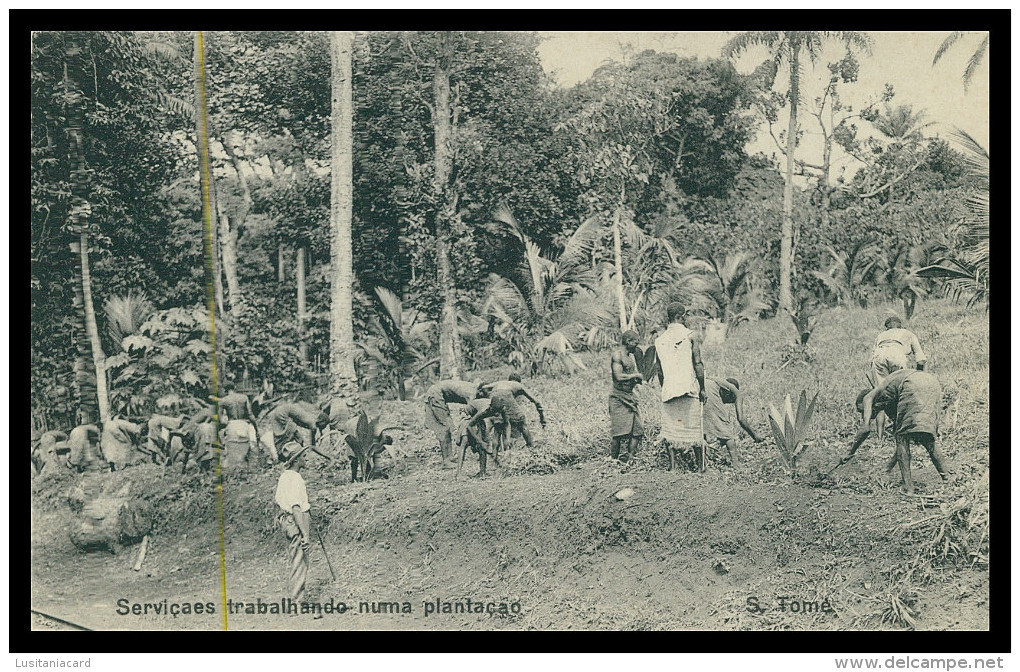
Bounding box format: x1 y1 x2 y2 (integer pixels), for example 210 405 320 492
311 515 337 581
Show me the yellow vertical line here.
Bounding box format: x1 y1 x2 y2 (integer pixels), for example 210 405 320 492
195 30 229 631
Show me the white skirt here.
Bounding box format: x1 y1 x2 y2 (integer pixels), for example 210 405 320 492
659 395 703 444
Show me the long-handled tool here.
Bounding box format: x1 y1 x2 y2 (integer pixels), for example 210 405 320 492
456 436 468 480
311 514 337 581
699 401 706 473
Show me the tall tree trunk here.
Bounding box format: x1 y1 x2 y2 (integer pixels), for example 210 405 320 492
193 34 226 328
278 244 287 283
433 31 461 380
64 35 109 425
329 31 361 409
216 198 242 319
779 42 800 314
612 205 627 331
297 245 307 365
819 101 833 232
78 231 111 424
194 31 222 396
221 133 249 319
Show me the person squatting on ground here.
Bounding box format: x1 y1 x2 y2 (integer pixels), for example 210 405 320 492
854 368 950 495
458 397 495 477
702 377 764 468
653 302 707 472
423 379 482 465
609 330 644 463
182 420 220 473
274 443 313 602
478 374 547 456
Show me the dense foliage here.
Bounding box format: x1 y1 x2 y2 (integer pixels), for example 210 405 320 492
31 30 985 428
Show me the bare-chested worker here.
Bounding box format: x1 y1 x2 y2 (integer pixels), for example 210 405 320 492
423 379 482 465
475 374 546 454
213 386 261 468
457 397 495 477
609 330 644 463
260 399 326 464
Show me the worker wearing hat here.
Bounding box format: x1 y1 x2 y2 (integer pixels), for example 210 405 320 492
275 441 311 602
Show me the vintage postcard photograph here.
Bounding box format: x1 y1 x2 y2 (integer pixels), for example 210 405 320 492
29 27 991 633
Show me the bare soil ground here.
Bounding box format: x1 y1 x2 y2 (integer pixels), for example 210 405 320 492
30 300 989 631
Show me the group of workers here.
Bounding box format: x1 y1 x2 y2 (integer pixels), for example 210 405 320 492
600 304 949 495
30 387 348 480
422 374 547 478
32 305 952 605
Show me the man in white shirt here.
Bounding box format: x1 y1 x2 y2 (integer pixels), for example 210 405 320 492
653 303 707 472
872 316 927 381
275 443 312 602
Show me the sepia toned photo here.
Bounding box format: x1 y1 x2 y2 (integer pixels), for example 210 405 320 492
30 28 991 633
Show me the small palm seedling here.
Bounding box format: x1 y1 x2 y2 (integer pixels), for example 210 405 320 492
767 390 819 475
344 411 402 482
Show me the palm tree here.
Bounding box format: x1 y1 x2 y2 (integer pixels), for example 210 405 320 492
358 286 436 401
432 31 462 379
809 239 882 308
917 129 989 305
872 104 932 145
698 252 770 333
876 242 937 320
329 31 361 411
724 31 873 312
870 104 933 203
103 292 155 354
63 33 111 425
619 215 683 330
933 32 989 92
483 205 608 374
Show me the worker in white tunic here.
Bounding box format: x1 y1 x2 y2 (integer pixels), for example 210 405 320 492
652 302 707 472
872 316 927 381
275 443 312 602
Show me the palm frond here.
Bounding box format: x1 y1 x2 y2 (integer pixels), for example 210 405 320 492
558 216 603 273
833 30 875 55
483 276 533 329
373 286 403 330
721 31 780 59
949 128 989 179
933 31 965 65
963 34 989 91
104 292 155 352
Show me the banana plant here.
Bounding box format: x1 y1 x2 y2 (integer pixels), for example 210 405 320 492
767 390 819 475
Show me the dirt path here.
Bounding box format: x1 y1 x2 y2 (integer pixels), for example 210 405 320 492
32 454 988 631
